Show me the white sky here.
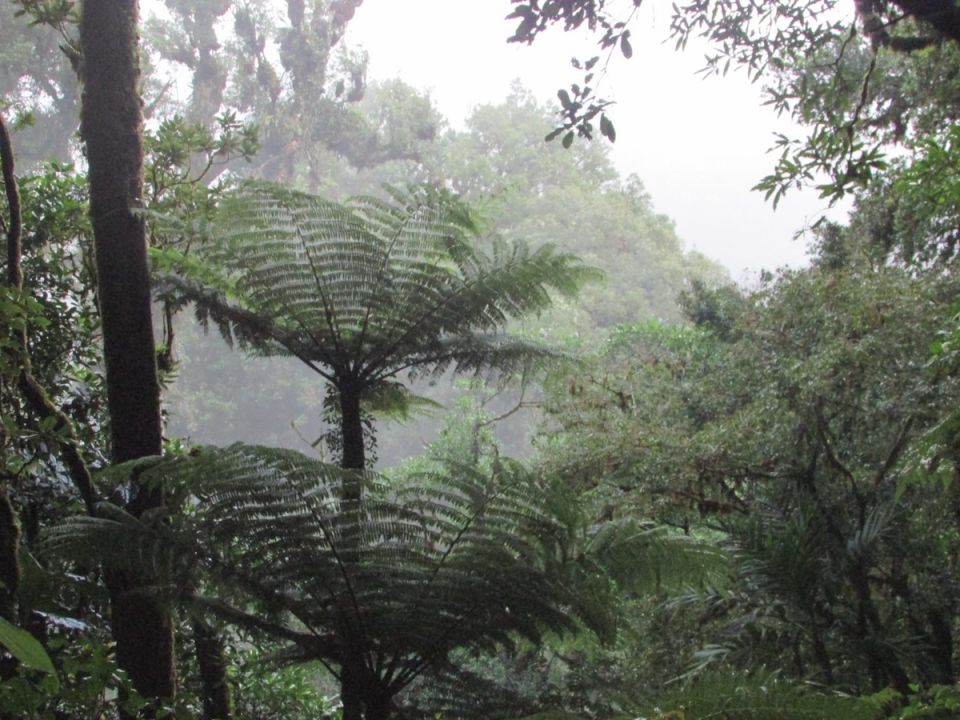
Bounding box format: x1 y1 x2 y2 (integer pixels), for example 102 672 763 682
346 0 852 279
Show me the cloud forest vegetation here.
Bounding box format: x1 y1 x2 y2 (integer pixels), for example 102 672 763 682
2 1 960 719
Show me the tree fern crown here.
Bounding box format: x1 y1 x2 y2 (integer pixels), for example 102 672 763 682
161 182 600 388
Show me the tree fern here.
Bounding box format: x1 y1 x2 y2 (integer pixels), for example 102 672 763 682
43 445 577 718
153 182 601 470
44 444 729 719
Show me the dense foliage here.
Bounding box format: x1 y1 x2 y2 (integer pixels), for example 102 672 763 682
2 1 960 719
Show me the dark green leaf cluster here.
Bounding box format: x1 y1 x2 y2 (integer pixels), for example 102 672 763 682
540 261 960 703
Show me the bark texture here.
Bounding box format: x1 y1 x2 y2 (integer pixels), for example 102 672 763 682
79 0 162 464
339 381 366 472
79 0 173 704
0 493 19 623
0 116 22 625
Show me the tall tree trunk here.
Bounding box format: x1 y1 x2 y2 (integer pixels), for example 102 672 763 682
0 115 23 627
80 0 161 463
79 0 173 705
0 492 19 624
849 562 909 692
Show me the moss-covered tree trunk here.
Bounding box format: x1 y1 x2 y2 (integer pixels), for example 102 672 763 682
79 0 174 705
0 492 19 624
0 116 23 627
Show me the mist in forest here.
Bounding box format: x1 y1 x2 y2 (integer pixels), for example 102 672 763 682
2 0 853 461
6 1 960 718
114 0 744 462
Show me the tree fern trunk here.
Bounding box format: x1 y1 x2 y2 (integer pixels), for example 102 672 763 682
364 690 392 720
338 384 373 715
849 562 908 692
340 382 365 474
925 608 955 685
809 617 834 685
339 379 366 568
340 662 392 720
79 0 173 706
193 619 232 720
340 657 364 720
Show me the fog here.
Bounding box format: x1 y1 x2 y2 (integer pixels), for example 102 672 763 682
346 0 852 278
10 0 853 464
143 0 853 462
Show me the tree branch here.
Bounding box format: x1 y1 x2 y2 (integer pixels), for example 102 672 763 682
1 122 21 291
873 417 914 487
187 595 339 655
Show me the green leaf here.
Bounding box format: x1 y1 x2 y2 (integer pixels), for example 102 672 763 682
0 617 58 683
12 111 35 131
544 127 565 142
600 114 616 143
562 131 574 149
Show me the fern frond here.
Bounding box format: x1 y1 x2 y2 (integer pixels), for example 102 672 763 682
156 182 599 390
41 501 196 592
637 671 878 720
47 445 590 691
402 662 541 720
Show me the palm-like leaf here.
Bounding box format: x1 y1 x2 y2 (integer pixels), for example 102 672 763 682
45 444 732 716
45 445 578 694
157 182 599 384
